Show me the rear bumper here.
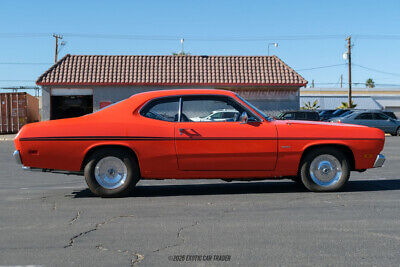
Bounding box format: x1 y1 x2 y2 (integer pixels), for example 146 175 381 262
13 150 22 165
373 154 385 168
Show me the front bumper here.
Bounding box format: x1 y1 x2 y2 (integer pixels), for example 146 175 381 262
373 154 385 168
13 150 22 165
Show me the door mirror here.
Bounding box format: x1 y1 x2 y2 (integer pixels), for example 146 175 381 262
240 112 248 124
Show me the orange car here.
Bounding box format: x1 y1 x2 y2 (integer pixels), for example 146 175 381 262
13 89 385 197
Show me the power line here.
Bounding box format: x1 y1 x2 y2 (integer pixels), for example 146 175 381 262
1 32 400 41
0 32 347 41
353 63 400 77
0 80 35 82
354 34 400 40
0 62 52 65
295 63 346 71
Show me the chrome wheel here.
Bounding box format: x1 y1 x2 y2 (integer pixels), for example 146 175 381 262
94 156 128 189
309 154 342 187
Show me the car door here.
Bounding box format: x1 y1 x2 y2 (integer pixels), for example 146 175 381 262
174 95 277 171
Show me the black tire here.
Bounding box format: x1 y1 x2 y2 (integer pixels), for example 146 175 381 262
300 148 350 192
84 148 140 197
290 176 303 184
396 127 400 136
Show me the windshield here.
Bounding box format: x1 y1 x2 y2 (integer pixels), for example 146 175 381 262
332 109 348 116
339 110 353 117
235 94 273 121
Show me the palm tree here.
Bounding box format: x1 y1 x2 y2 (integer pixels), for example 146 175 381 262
172 52 191 56
337 101 357 109
366 78 375 88
301 100 320 110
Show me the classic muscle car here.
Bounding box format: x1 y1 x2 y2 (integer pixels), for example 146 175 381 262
13 89 386 197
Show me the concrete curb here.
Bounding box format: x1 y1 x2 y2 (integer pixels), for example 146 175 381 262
0 135 16 141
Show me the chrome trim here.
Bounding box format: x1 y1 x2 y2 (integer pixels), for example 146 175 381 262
309 154 342 187
22 166 83 175
13 150 22 165
94 156 128 189
178 97 182 122
373 154 385 168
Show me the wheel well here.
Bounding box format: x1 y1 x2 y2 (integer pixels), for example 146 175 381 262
80 145 140 172
299 144 355 171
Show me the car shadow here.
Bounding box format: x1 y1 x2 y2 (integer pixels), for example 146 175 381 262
69 179 400 198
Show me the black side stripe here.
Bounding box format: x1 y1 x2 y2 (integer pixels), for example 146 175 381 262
19 136 382 141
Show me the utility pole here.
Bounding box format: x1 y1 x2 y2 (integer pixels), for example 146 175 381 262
340 74 343 88
346 36 352 105
53 34 63 63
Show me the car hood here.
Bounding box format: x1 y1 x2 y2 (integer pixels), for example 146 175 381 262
273 119 385 140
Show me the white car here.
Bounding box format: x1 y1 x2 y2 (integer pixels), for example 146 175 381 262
191 109 240 122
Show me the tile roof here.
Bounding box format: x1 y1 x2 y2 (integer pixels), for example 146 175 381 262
36 54 307 86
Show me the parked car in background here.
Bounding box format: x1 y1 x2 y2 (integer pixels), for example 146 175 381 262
330 110 400 136
190 109 239 122
276 110 320 121
318 109 336 120
322 109 353 121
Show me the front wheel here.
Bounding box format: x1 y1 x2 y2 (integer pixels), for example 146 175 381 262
84 148 140 197
300 148 350 192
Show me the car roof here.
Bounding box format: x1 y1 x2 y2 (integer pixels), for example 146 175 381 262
130 89 236 100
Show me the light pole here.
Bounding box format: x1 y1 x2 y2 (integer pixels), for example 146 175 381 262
268 43 278 56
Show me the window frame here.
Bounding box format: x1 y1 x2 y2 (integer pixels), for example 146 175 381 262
139 96 180 122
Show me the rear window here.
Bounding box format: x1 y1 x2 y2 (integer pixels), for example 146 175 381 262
140 97 179 122
374 113 389 120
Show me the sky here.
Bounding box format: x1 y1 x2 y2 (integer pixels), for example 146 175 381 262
1 0 400 93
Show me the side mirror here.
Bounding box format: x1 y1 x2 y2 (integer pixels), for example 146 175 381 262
240 112 248 124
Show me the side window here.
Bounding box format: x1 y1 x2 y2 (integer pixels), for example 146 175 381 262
374 113 389 120
307 113 318 120
181 96 255 122
355 113 373 120
140 97 179 122
296 112 306 120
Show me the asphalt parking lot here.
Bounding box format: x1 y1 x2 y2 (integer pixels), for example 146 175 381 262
0 138 399 266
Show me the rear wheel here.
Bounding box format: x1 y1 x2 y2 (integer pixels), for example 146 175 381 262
300 148 350 192
84 148 140 197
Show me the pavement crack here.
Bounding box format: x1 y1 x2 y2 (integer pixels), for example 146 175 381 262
131 253 144 266
64 214 135 249
96 244 144 266
152 221 199 253
69 211 82 225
